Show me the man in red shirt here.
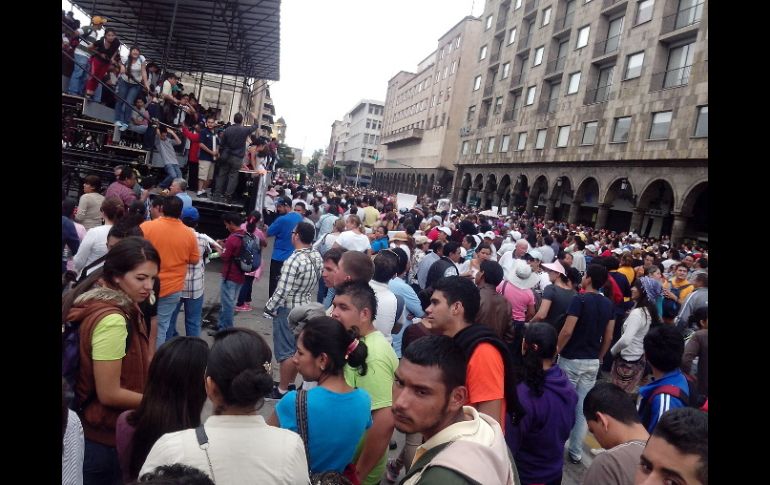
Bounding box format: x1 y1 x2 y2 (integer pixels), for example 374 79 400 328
181 122 202 193
210 212 247 334
423 275 522 429
104 167 137 208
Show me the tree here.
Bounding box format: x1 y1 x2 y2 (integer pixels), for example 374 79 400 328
306 149 323 175
276 143 295 168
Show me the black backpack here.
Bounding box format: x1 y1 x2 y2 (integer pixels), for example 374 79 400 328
234 232 261 272
662 283 692 318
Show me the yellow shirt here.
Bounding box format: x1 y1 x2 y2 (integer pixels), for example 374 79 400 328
670 277 694 304
362 206 380 228
91 314 128 361
617 266 636 287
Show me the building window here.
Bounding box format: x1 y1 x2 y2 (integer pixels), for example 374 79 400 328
451 60 458 74
636 0 655 25
435 72 440 84
494 96 504 114
480 45 488 61
515 0 522 9
486 15 494 30
462 141 470 155
487 137 496 153
581 121 598 145
467 105 476 121
649 111 672 139
576 26 590 49
502 63 511 79
508 27 517 45
516 132 528 150
556 125 570 147
535 129 547 149
526 85 537 105
624 52 644 80
567 72 581 94
437 91 442 105
501 135 511 152
664 42 695 88
612 116 632 142
456 35 461 48
473 75 482 91
475 139 483 154
431 95 436 107
443 66 449 79
361 149 366 158
694 105 708 137
366 119 371 129
533 46 544 66
542 7 552 27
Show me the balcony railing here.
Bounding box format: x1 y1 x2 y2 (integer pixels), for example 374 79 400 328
381 128 425 145
545 56 566 75
478 116 488 128
490 51 501 64
602 0 626 8
525 0 540 15
537 98 558 114
503 107 519 122
661 2 704 34
554 12 574 32
651 65 693 90
510 73 525 89
496 17 507 32
593 34 622 58
483 84 494 97
585 84 612 104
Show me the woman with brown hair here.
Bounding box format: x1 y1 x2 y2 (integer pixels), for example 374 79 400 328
76 175 105 230
333 214 370 252
73 196 125 279
63 237 159 484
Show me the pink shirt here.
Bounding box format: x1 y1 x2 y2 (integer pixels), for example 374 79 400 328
239 224 267 278
496 280 535 322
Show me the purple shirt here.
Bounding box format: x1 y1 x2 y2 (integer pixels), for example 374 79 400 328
105 181 137 208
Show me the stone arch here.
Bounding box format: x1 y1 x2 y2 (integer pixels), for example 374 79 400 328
482 174 497 210
635 179 676 238
527 175 550 216
511 174 529 211
458 173 472 203
679 179 708 216
546 175 574 221
679 180 708 244
497 175 512 209
467 173 485 206
570 177 600 225
597 178 637 232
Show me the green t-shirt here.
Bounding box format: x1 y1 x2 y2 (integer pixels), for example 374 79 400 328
344 330 399 485
91 314 128 361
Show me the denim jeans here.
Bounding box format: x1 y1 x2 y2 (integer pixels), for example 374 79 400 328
155 292 182 349
67 53 90 96
83 439 121 485
558 356 600 460
161 163 183 189
114 78 142 125
167 294 204 339
237 275 255 306
272 306 295 362
219 279 243 329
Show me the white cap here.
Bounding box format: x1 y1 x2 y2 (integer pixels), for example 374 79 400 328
438 227 452 236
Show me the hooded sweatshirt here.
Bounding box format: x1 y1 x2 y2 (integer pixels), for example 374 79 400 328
402 406 520 485
505 366 578 484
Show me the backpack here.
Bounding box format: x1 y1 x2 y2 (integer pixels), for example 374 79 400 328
639 374 705 426
62 312 132 412
662 282 692 319
235 232 261 272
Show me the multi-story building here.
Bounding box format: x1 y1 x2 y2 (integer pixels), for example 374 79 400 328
179 73 276 138
448 0 707 244
326 100 384 186
274 117 287 143
372 16 483 198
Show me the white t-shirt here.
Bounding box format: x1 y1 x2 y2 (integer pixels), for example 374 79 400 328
335 230 370 252
73 224 113 276
120 55 146 84
369 280 398 343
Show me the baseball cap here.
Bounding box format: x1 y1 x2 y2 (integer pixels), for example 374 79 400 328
526 249 543 260
438 227 452 236
585 244 597 253
483 231 496 239
275 197 291 206
181 206 199 222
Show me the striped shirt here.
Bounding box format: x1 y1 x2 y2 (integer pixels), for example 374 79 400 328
181 230 210 300
265 247 323 312
62 410 84 485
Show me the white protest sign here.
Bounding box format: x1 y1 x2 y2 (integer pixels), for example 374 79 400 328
396 193 418 210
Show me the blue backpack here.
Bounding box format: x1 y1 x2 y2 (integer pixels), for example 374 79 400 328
235 232 261 272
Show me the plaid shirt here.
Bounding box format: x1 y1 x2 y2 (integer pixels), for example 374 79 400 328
265 247 322 312
181 231 210 300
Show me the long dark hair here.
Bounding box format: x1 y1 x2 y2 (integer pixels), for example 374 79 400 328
127 337 209 479
300 316 368 378
632 279 661 326
522 323 558 397
245 210 261 234
207 328 274 412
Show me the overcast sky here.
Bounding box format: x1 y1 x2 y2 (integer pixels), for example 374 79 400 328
63 0 485 155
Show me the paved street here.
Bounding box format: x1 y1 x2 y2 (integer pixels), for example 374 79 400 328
172 238 591 484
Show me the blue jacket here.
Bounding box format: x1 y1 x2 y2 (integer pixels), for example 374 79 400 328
267 212 302 261
506 366 578 484
638 369 689 432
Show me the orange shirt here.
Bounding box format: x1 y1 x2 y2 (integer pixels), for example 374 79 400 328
140 217 200 297
466 342 506 426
